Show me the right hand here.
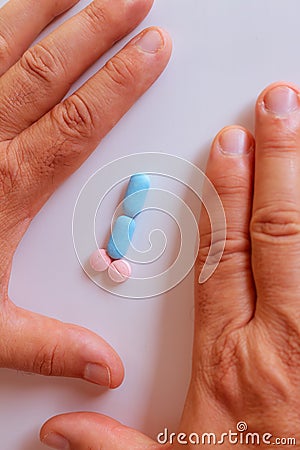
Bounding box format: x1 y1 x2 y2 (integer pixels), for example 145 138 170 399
41 82 300 449
0 0 171 387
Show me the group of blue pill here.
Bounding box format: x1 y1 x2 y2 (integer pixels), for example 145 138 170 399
89 173 150 283
107 173 150 259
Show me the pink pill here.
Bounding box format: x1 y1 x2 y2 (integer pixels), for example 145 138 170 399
89 248 112 272
108 259 132 283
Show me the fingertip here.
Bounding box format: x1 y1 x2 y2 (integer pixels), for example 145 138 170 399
133 26 172 61
40 413 157 449
156 27 173 61
40 414 71 449
74 326 125 388
40 412 79 440
256 81 300 113
108 354 125 389
40 417 57 445
211 125 254 158
158 26 173 52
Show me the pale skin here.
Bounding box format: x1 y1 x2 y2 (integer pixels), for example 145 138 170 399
0 1 299 450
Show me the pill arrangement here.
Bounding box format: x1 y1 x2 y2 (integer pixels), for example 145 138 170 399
89 173 150 283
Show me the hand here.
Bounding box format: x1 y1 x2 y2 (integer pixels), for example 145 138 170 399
0 0 171 388
178 82 300 448
40 82 300 449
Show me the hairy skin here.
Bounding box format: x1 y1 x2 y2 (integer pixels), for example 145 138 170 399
0 0 171 390
176 85 300 450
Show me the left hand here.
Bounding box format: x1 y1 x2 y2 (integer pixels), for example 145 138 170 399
0 0 171 389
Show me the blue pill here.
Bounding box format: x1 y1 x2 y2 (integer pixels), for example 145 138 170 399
123 173 150 218
107 215 136 259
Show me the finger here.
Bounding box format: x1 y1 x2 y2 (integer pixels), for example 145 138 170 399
10 27 172 213
251 82 300 317
0 0 154 139
0 0 79 76
195 126 255 342
0 301 124 388
40 413 161 450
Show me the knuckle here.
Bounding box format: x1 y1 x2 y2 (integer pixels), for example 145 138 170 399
214 174 251 202
251 204 300 243
104 55 136 92
259 135 298 156
33 343 62 377
198 230 250 267
84 1 106 30
52 94 95 140
20 44 64 83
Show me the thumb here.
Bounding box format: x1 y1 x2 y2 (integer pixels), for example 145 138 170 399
0 300 124 388
40 412 165 450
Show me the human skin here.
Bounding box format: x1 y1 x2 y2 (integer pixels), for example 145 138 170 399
0 0 171 389
40 83 300 449
1 0 299 449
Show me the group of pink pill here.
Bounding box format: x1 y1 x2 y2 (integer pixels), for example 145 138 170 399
89 248 132 283
89 173 150 284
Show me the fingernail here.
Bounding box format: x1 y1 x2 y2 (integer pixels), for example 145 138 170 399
135 28 164 53
218 128 252 155
42 433 70 450
264 85 299 115
84 363 111 387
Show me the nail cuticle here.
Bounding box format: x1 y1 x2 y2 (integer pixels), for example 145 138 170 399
218 144 253 157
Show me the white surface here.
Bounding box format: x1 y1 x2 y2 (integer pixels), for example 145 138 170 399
1 0 300 448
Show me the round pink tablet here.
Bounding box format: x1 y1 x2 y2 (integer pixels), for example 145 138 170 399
108 259 132 283
89 248 112 272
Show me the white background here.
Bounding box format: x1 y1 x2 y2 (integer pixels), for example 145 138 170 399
1 0 300 448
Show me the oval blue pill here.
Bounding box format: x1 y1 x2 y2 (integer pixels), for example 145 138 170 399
107 215 136 259
123 173 150 218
